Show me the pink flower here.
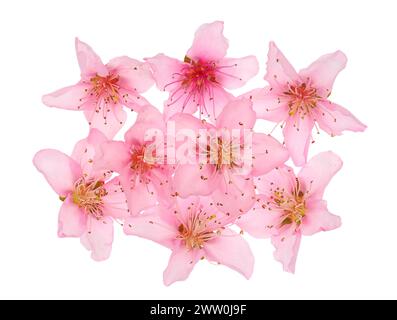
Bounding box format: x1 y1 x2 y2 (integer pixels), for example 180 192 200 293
33 129 129 261
98 105 173 215
171 98 289 215
244 42 366 166
237 151 342 273
42 38 154 138
124 196 254 285
146 21 259 121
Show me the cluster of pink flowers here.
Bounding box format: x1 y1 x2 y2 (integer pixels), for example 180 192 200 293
33 21 366 285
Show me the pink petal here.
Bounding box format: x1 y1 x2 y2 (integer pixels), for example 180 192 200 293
124 104 165 145
315 101 367 136
271 229 301 273
237 204 280 238
204 229 254 279
170 112 209 133
42 83 90 110
202 85 234 121
216 98 256 130
212 174 256 215
75 38 107 78
97 141 130 173
163 90 200 120
121 174 158 215
71 129 108 178
84 103 127 139
123 206 176 249
283 116 314 166
255 165 296 196
241 88 288 121
58 197 87 237
168 113 211 166
102 178 129 219
187 21 228 61
163 246 201 286
298 151 343 199
301 200 341 236
265 41 299 87
217 56 259 89
299 50 347 93
251 133 289 176
80 216 113 261
33 149 81 196
163 83 233 121
145 54 183 91
119 89 150 112
107 56 153 93
148 168 174 207
173 164 218 198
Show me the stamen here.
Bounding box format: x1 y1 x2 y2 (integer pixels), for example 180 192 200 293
163 57 240 117
270 178 307 228
72 177 107 219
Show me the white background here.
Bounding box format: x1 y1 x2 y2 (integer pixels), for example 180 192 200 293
0 0 396 299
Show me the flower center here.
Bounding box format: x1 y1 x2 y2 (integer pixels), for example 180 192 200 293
202 137 242 172
272 178 306 227
164 56 240 118
284 82 320 117
90 73 120 104
177 212 217 250
130 145 157 175
72 178 107 219
181 56 217 91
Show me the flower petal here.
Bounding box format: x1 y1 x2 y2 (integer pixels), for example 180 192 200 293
251 133 289 176
271 229 301 273
42 83 90 110
299 50 347 92
283 115 314 166
80 216 113 261
58 197 87 237
107 56 153 93
216 98 256 130
217 56 259 89
145 54 183 91
241 88 288 121
298 151 343 199
124 104 165 146
123 206 176 249
237 201 280 238
315 101 367 136
71 129 108 178
204 229 254 279
212 174 256 215
255 165 296 196
119 89 150 112
163 246 201 286
97 141 130 173
163 89 199 120
121 173 158 215
265 41 299 87
33 149 81 196
202 85 234 121
187 21 228 61
173 164 218 198
102 178 129 219
301 200 341 236
75 38 107 77
84 103 127 139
